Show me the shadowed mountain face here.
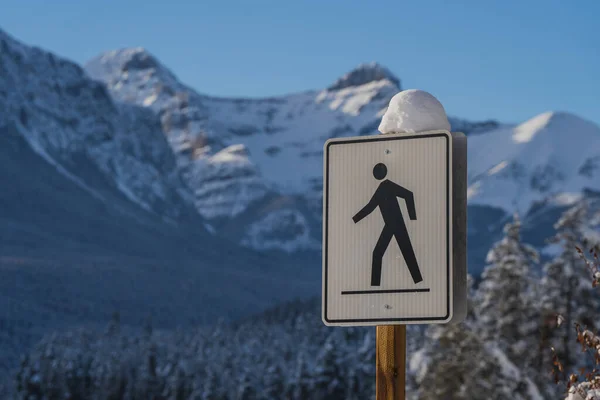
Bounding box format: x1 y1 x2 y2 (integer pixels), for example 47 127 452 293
0 119 319 375
0 29 320 378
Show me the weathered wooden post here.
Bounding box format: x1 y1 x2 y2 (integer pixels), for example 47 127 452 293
376 325 406 399
322 89 468 399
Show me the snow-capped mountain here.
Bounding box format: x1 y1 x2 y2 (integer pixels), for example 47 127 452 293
468 111 600 213
84 45 600 271
85 49 502 253
0 31 198 222
0 28 321 378
0 24 318 291
5 25 599 268
84 51 403 204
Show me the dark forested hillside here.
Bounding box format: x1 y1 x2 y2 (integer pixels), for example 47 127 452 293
13 200 600 399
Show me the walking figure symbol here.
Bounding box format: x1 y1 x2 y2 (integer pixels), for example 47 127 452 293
352 163 423 286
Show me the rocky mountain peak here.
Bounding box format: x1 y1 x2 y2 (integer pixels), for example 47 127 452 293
328 62 401 91
85 47 179 88
118 48 160 72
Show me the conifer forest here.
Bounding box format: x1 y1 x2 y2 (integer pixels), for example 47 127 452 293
10 200 600 399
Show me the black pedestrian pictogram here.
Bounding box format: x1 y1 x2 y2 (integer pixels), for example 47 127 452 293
352 163 423 286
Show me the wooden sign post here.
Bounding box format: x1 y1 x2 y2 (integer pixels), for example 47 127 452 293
376 325 406 400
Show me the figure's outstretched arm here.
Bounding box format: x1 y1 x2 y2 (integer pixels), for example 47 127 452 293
352 196 378 223
391 183 417 220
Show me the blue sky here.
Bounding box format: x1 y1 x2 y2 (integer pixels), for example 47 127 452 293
2 0 599 125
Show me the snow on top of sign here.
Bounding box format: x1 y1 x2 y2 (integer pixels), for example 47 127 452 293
378 89 451 134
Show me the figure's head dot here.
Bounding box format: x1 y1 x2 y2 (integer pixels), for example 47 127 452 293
373 163 387 180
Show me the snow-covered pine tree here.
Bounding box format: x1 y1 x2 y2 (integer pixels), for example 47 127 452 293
540 201 600 376
167 363 189 400
288 352 311 399
262 363 285 400
474 213 540 366
137 340 162 398
237 371 257 400
415 316 532 400
201 370 224 400
413 271 543 400
313 336 346 400
345 330 375 400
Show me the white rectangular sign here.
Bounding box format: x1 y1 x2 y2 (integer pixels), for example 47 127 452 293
322 130 458 326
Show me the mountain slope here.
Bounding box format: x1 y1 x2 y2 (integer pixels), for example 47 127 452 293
85 50 400 203
85 49 500 253
467 111 600 213
85 46 600 274
464 112 600 274
0 31 199 222
0 28 320 377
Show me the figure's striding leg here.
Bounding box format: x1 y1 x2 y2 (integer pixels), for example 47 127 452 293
394 227 423 284
371 225 394 286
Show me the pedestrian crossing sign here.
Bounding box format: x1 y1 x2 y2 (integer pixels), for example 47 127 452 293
322 130 467 326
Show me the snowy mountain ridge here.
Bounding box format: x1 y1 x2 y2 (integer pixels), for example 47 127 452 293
85 46 600 255
0 30 197 223
85 49 401 197
84 49 410 252
467 111 600 213
84 47 507 253
5 25 598 257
